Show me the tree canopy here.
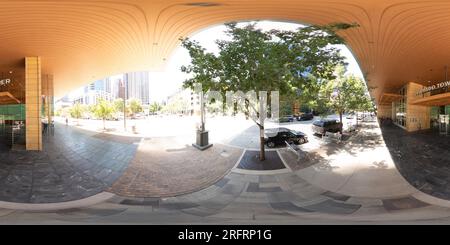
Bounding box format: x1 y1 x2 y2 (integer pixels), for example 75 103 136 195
317 65 373 122
149 102 162 114
70 103 85 120
128 98 143 116
180 21 357 160
92 99 115 129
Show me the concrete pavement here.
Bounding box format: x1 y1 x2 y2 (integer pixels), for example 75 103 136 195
0 118 449 224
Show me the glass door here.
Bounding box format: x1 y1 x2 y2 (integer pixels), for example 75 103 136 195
439 114 449 135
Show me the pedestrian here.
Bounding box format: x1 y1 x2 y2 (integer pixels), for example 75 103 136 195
65 117 68 126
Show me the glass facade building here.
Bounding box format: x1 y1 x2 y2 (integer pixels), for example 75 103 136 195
394 86 407 128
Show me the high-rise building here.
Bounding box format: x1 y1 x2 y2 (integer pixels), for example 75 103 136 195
76 79 113 105
124 71 150 105
69 72 150 106
104 77 111 94
118 79 126 100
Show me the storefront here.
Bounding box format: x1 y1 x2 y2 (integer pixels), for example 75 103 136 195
0 78 26 149
379 81 450 134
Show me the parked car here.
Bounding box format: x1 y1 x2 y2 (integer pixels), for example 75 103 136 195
312 119 343 135
278 115 295 123
264 127 308 148
346 113 355 119
297 113 314 121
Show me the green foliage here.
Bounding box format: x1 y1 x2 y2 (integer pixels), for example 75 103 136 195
70 103 84 119
317 65 373 122
280 101 293 116
162 97 190 115
128 98 143 115
180 21 357 160
149 102 162 114
113 98 132 116
180 22 353 98
113 98 125 112
205 99 223 115
92 99 115 129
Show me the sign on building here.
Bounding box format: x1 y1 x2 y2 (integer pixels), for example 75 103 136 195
416 81 450 96
0 79 11 86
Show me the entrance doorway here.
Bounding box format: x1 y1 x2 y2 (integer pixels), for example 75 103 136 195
439 114 449 135
0 104 26 150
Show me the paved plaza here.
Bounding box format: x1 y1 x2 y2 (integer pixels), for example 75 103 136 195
381 124 450 200
0 125 136 203
110 137 243 197
0 118 449 224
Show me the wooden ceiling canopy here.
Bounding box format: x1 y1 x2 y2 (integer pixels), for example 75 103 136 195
0 92 21 105
0 0 448 103
379 92 403 106
411 92 450 107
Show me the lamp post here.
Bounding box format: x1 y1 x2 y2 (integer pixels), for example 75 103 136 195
192 86 212 151
123 79 127 131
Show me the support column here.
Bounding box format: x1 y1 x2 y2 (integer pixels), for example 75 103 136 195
42 74 54 124
407 82 431 131
25 57 42 151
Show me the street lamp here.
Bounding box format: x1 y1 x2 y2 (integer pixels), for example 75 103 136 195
121 79 127 131
192 86 212 151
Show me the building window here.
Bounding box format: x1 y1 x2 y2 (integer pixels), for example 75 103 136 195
394 86 407 128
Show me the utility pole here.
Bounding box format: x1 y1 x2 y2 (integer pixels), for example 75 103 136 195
123 79 127 131
192 85 212 151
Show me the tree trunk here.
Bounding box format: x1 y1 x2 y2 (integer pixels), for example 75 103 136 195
259 125 266 161
259 94 266 161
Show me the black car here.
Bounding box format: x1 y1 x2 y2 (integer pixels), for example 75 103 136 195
278 115 295 123
312 119 343 135
264 128 308 148
297 113 314 121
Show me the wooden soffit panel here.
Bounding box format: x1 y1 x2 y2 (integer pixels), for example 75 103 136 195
411 92 450 107
0 0 450 103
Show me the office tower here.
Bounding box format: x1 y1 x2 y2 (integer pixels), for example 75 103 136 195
124 71 150 105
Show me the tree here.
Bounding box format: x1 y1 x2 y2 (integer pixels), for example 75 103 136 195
128 98 143 117
113 98 124 112
149 102 162 114
181 22 355 161
162 93 190 115
280 100 293 116
207 99 224 115
318 65 372 123
70 103 85 125
92 99 115 130
114 98 132 118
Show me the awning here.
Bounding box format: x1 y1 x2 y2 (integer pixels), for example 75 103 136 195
0 92 21 104
411 92 450 106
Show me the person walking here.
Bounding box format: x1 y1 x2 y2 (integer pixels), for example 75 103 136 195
65 117 68 126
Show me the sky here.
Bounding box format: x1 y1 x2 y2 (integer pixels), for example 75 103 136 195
69 21 364 103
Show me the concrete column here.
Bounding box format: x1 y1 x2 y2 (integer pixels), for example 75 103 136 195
407 82 431 131
42 74 54 124
376 104 393 119
25 57 42 151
